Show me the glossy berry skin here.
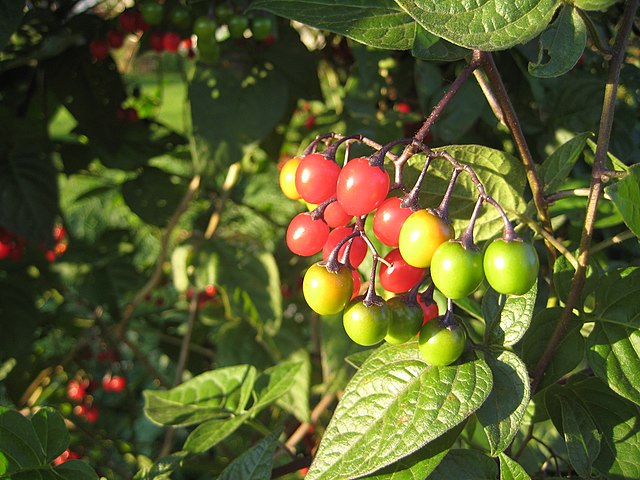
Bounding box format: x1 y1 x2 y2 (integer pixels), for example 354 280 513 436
251 17 273 41
483 239 539 295
295 153 341 204
66 380 86 402
417 295 439 325
228 15 249 39
89 40 109 60
279 156 302 200
379 248 425 294
430 241 484 299
418 319 466 366
351 269 362 299
322 226 367 268
385 297 423 345
162 32 181 53
323 201 352 228
372 196 413 247
194 16 217 39
343 298 390 346
398 210 453 268
336 157 390 216
286 213 329 256
303 263 353 316
141 1 164 26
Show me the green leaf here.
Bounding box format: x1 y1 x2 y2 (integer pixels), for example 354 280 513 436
568 377 640 478
251 361 303 414
431 82 486 143
539 133 590 193
484 282 537 347
426 449 498 479
275 347 311 422
412 35 469 62
133 452 188 480
408 146 526 242
0 144 58 242
251 0 417 50
121 167 186 227
499 454 531 480
143 365 257 426
605 164 640 238
393 0 561 51
217 432 278 480
0 1 25 50
574 0 620 10
521 308 584 390
559 396 601 478
183 415 249 454
476 351 531 456
363 425 463 479
190 64 288 172
591 267 640 327
0 410 45 472
528 6 587 78
0 278 38 362
31 408 68 463
54 460 98 480
305 344 493 480
587 322 640 406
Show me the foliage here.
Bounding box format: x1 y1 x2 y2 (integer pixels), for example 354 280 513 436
0 0 639 479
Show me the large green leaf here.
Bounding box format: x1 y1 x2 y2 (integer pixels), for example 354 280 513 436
305 344 493 480
31 408 68 463
499 454 531 480
183 415 248 454
539 132 590 193
0 0 25 50
250 0 417 50
476 351 531 456
426 449 498 479
574 0 620 10
559 396 601 478
190 64 288 172
406 146 526 242
587 323 640 406
591 267 640 327
217 432 278 480
605 164 640 238
528 5 586 78
143 365 257 426
53 461 98 480
0 410 45 473
393 0 560 51
483 283 537 347
251 361 303 413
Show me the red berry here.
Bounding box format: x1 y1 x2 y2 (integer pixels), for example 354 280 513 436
89 39 109 60
74 404 99 423
322 226 367 268
304 115 316 130
417 294 439 326
53 449 79 465
378 248 425 293
372 197 413 247
149 31 164 52
66 380 86 402
351 269 361 300
204 284 217 297
53 225 66 242
103 374 126 392
162 32 181 53
295 153 341 204
286 213 330 257
44 250 56 262
395 102 412 113
107 30 124 49
323 201 352 228
118 10 138 32
0 238 11 260
125 107 138 123
336 157 390 216
135 11 150 32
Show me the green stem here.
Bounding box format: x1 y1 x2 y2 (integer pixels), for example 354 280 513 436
530 0 639 393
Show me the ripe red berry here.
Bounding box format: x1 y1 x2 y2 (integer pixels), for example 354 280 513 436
149 31 164 52
372 196 413 247
162 32 181 53
336 157 390 216
322 226 367 268
295 153 341 204
53 225 66 242
395 102 412 113
74 404 99 423
323 201 353 228
66 379 86 402
286 213 330 257
53 449 80 466
118 10 138 33
89 39 109 60
378 248 426 293
103 374 127 392
107 30 124 49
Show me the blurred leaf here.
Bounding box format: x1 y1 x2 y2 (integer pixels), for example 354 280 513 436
394 0 560 51
31 408 68 463
483 282 537 347
587 323 640 406
476 351 531 455
217 431 278 480
0 410 44 473
0 1 25 50
426 449 498 479
574 0 620 10
122 167 186 226
407 146 526 241
499 454 531 480
521 307 584 390
133 452 188 480
190 64 288 173
539 132 590 193
305 344 492 480
53 460 98 480
528 5 586 78
605 164 640 238
143 365 257 426
0 277 38 362
251 0 417 50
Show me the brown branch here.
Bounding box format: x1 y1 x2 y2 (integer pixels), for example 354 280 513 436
531 0 639 393
284 391 336 452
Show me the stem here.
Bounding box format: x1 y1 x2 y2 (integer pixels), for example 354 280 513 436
434 168 461 221
204 162 241 239
545 187 612 204
459 196 484 248
477 51 556 263
531 0 638 393
591 230 637 254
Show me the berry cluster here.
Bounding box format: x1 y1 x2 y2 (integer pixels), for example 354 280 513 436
280 134 539 366
53 448 81 466
0 225 67 263
89 9 146 61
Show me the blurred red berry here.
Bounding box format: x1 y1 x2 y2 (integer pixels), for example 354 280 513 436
149 31 164 52
118 10 138 32
89 39 109 60
303 115 316 130
163 32 181 53
74 404 99 423
53 448 80 465
66 380 86 402
107 30 124 49
395 102 411 113
103 374 127 392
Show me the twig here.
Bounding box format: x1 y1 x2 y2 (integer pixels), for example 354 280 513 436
284 391 336 452
516 214 579 270
546 187 612 204
531 0 639 393
591 230 637 254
